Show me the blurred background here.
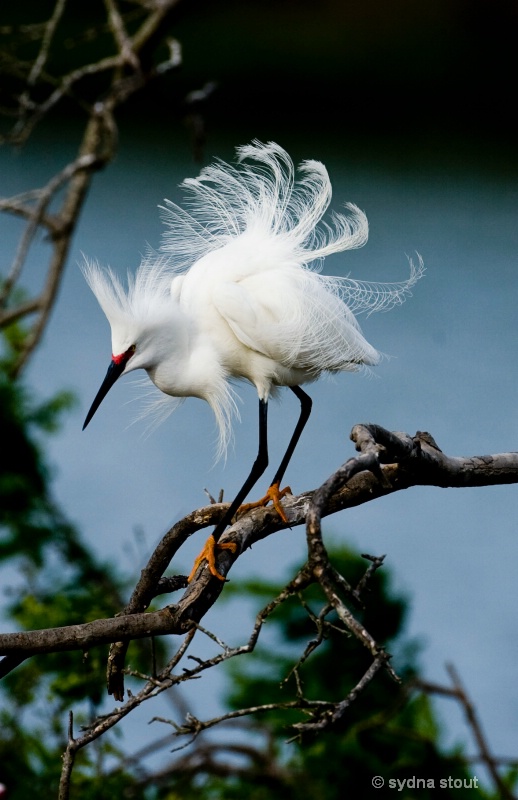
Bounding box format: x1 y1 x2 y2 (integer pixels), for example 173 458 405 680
1 0 518 793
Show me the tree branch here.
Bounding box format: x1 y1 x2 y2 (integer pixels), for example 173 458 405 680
1 425 516 686
417 665 517 800
1 0 184 376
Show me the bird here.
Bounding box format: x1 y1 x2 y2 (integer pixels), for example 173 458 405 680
82 140 423 581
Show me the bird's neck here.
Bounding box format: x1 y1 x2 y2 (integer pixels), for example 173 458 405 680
146 306 227 403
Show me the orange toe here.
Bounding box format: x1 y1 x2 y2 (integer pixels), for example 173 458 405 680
238 482 292 523
187 534 237 582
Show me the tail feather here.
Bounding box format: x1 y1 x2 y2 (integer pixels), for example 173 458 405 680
328 254 425 317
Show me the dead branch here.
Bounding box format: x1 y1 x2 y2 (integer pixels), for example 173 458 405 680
1 425 517 690
120 722 290 790
1 421 514 796
0 0 184 377
58 626 196 800
56 546 396 797
416 665 517 800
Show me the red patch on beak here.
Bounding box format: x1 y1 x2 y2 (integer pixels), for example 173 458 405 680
112 344 136 366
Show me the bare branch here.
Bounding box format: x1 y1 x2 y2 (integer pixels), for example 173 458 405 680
58 627 196 800
103 0 141 71
354 553 386 599
152 697 335 740
1 0 184 375
417 666 517 800
291 654 389 737
26 0 68 89
1 422 515 791
1 425 517 673
0 423 517 791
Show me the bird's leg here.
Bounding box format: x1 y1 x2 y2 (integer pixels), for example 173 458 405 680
238 386 312 522
187 399 269 582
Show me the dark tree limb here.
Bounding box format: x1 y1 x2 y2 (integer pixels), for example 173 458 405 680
1 423 516 799
0 0 184 377
1 425 517 693
416 665 517 800
58 627 196 800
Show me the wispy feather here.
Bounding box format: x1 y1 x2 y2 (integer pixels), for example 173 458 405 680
83 141 423 461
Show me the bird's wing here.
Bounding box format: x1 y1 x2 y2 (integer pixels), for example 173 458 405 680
170 274 185 301
213 268 381 371
212 280 273 357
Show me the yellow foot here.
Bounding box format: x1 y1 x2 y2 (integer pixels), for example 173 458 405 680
238 482 292 523
187 534 237 582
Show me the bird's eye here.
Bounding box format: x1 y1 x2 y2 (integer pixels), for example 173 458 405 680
127 344 136 357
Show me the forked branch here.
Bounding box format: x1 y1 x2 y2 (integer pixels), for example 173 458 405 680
1 422 516 799
1 424 517 691
0 0 184 377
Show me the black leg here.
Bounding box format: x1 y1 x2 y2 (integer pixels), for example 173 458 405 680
212 398 269 543
270 385 312 488
211 386 312 543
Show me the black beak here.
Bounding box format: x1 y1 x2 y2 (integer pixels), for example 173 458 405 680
83 359 126 430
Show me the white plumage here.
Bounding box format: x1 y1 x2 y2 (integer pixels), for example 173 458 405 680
83 140 423 461
83 140 423 580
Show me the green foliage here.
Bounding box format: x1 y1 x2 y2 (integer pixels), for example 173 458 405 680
189 552 498 800
0 372 75 563
0 345 164 797
0 710 63 797
0 328 505 799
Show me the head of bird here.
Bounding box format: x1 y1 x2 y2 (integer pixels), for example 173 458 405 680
81 260 189 430
82 317 165 430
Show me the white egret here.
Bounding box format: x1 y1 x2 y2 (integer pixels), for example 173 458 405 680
82 140 423 580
